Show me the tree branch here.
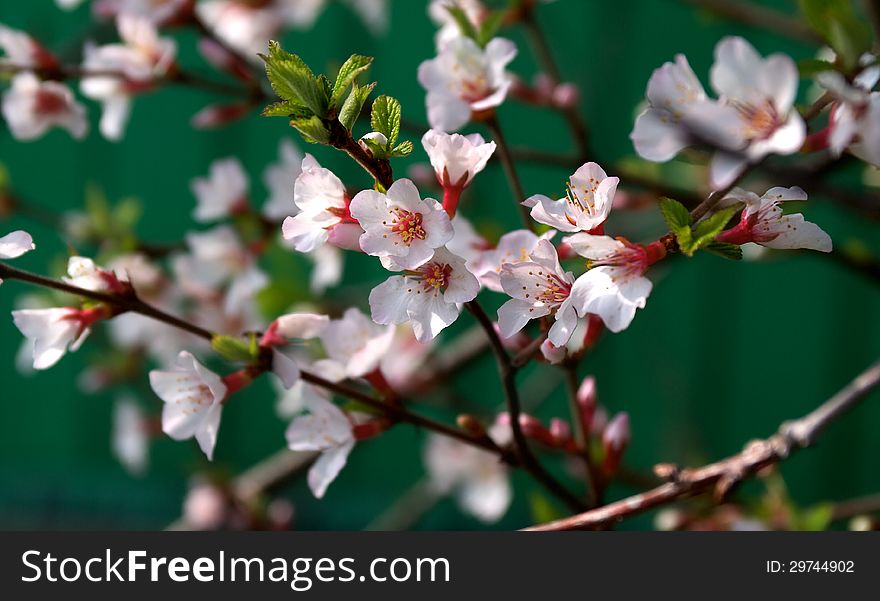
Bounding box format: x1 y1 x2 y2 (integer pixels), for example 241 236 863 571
484 115 535 231
525 358 880 530
679 0 822 44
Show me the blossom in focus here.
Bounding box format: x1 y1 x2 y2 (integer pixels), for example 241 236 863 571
497 239 579 346
319 307 395 379
566 234 661 333
112 396 150 475
191 157 250 222
423 428 512 523
714 186 832 252
80 15 177 140
263 138 304 221
470 228 554 293
0 230 35 284
421 129 495 216
12 306 105 369
350 178 453 270
149 350 227 460
369 247 479 343
282 154 362 253
285 396 355 499
524 162 619 233
2 73 88 140
418 36 517 131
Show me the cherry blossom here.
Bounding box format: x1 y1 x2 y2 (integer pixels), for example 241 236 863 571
262 311 330 388
318 307 395 378
497 239 579 346
418 36 517 132
92 0 194 24
191 157 250 222
112 396 150 475
818 61 880 166
524 162 619 233
149 350 227 460
80 15 177 140
0 230 35 284
12 306 106 369
566 234 663 333
285 396 355 498
282 154 362 253
446 213 488 270
262 138 304 221
0 24 56 70
64 256 128 293
423 427 512 523
714 187 832 252
369 247 479 343
470 228 554 292
350 178 453 269
421 129 496 216
2 73 88 140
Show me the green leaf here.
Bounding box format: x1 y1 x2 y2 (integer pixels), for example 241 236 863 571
370 95 401 148
659 196 693 248
261 100 312 119
331 54 373 108
797 58 836 77
690 204 741 254
477 9 506 47
704 241 743 261
261 41 326 116
390 140 414 157
445 4 479 42
795 503 834 531
339 81 376 131
798 0 871 70
290 115 331 144
211 335 255 362
361 136 388 159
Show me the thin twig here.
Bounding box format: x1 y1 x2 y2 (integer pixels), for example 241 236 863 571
525 358 880 530
484 115 535 231
562 362 601 506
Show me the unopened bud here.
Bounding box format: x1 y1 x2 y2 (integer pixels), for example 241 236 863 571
359 132 387 156
456 414 487 438
549 418 572 446
576 375 597 429
602 412 630 476
540 338 566 364
519 414 555 447
552 82 579 109
191 103 251 129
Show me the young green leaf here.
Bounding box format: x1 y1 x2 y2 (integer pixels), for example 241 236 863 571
339 81 376 131
211 335 256 362
262 100 311 118
445 4 478 43
331 54 374 108
361 136 389 159
659 197 693 249
370 95 401 148
390 140 414 157
477 9 506 47
290 115 331 144
798 0 870 70
689 203 742 255
703 241 743 261
261 41 327 116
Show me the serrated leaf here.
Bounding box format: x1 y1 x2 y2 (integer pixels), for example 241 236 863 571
211 335 255 362
290 115 331 144
339 81 375 131
390 140 413 157
477 9 506 47
262 100 312 118
371 95 401 148
361 136 388 159
331 54 373 108
689 204 741 254
704 241 743 261
261 41 326 116
445 4 478 42
659 197 693 250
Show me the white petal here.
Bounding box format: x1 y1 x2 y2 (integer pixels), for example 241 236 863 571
308 440 355 499
274 312 330 339
0 230 35 259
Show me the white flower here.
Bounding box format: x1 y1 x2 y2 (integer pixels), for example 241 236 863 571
497 239 579 346
0 24 49 69
418 36 517 132
12 307 98 369
319 307 395 378
0 230 35 284
191 157 249 222
707 37 805 187
92 0 193 24
422 129 495 188
112 396 149 475
818 60 880 166
423 429 511 523
262 138 303 221
64 255 126 292
282 154 361 252
715 186 832 252
566 234 656 333
285 396 355 499
80 15 177 140
524 162 619 233
2 73 88 140
471 228 554 292
350 178 454 269
369 247 479 342
446 213 487 269
149 350 227 460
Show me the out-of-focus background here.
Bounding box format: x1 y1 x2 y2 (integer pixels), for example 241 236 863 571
0 0 878 530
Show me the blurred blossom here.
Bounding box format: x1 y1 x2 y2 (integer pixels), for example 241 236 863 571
183 480 228 530
2 74 88 141
191 157 250 222
112 396 150 475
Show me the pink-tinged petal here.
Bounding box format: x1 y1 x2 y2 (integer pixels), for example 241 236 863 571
426 91 471 132
710 36 764 101
308 440 355 498
757 214 832 252
758 113 805 156
760 54 799 113
274 313 329 339
281 213 331 252
548 299 577 346
273 348 301 389
497 298 546 338
0 230 35 259
631 108 693 161
384 178 423 211
194 403 223 461
710 151 748 189
294 155 346 213
408 291 459 342
443 263 480 304
566 234 624 261
369 275 412 325
646 54 706 108
526 194 579 232
326 223 363 251
570 269 652 333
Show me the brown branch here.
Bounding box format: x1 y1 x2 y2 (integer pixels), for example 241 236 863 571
327 119 394 189
831 491 880 521
679 0 822 44
484 115 535 231
525 358 880 530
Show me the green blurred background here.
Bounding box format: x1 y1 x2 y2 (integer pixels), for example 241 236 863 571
0 0 878 530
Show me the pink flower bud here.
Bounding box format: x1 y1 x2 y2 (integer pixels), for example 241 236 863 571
549 418 572 446
576 375 597 428
183 482 227 530
590 406 608 437
540 338 566 364
602 412 630 476
191 103 251 129
552 83 580 109
534 73 555 100
519 414 555 447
